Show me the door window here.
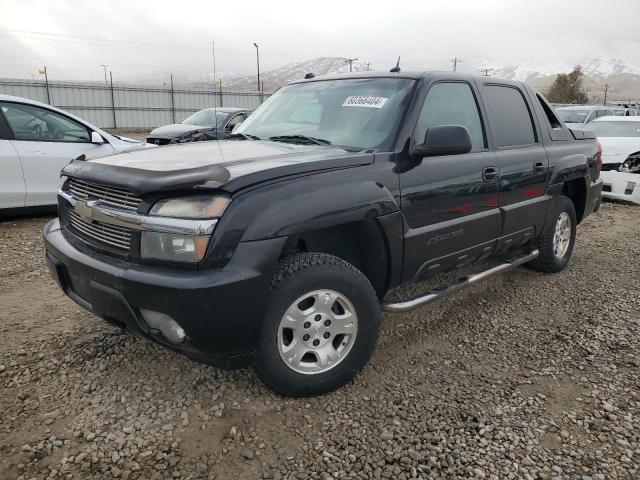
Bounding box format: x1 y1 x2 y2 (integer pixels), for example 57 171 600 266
0 102 90 143
484 85 537 147
415 82 486 152
226 113 245 130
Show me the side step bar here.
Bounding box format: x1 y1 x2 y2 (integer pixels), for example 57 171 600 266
381 250 539 313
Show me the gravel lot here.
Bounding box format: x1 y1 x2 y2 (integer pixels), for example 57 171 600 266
0 202 638 480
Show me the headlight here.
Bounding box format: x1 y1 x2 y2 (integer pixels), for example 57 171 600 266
619 155 640 173
141 232 210 262
150 196 230 219
141 195 230 262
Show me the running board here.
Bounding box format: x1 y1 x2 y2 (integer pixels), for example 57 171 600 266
381 250 539 313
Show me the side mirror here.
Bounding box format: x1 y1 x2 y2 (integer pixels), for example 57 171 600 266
91 131 105 144
412 125 472 159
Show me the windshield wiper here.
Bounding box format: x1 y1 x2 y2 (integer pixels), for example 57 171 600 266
269 135 331 146
227 133 261 141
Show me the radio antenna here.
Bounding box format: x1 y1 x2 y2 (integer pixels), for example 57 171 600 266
212 40 224 159
390 56 401 73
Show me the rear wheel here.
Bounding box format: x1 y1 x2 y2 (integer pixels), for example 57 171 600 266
529 195 577 273
255 253 380 397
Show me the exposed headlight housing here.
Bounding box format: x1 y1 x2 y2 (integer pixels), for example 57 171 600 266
619 154 640 174
141 195 230 262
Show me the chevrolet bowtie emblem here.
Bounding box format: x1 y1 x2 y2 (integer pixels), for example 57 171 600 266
74 200 93 221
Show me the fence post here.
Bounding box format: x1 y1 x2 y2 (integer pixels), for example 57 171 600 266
170 74 176 123
109 71 117 129
43 66 51 104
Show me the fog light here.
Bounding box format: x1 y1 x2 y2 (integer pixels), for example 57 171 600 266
625 182 636 195
140 309 186 343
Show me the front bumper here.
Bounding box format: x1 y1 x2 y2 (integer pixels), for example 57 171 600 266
600 170 640 205
43 218 284 368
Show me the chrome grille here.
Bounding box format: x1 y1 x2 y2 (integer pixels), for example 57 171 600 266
68 210 132 250
68 178 141 212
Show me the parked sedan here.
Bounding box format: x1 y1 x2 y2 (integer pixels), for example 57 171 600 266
146 108 252 145
0 94 153 214
555 105 614 128
587 116 640 204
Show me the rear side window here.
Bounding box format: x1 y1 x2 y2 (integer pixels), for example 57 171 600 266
536 94 562 129
484 85 537 148
415 82 486 152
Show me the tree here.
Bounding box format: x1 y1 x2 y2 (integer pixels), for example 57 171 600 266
546 66 589 104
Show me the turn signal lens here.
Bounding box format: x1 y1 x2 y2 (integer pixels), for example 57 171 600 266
150 196 230 219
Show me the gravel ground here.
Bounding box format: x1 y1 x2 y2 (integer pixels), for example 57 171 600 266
0 202 638 480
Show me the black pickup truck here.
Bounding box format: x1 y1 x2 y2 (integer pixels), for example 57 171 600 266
43 72 603 396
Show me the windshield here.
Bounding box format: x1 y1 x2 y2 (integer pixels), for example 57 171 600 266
235 78 415 150
589 121 640 137
556 109 589 123
181 110 228 127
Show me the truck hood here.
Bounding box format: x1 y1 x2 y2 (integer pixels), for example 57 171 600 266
62 140 372 194
599 137 640 163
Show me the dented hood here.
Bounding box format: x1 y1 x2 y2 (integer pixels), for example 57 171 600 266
62 140 371 194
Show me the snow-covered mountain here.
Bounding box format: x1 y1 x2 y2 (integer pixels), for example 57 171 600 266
460 58 640 95
136 56 640 98
223 57 369 92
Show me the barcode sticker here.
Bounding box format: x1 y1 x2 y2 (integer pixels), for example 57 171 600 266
342 96 388 108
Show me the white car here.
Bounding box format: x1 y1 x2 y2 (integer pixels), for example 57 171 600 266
555 105 615 129
0 94 154 213
587 116 640 204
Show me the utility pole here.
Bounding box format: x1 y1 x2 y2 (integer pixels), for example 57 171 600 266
100 64 109 85
451 58 461 72
365 62 371 71
480 68 493 76
603 83 609 106
345 57 358 72
39 66 50 104
253 43 260 93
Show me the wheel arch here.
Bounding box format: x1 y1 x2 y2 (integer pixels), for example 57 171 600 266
279 217 398 298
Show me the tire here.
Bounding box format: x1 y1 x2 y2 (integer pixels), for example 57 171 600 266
255 252 380 397
528 195 577 273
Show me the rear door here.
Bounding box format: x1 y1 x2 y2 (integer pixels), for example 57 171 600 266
0 111 25 209
399 80 501 281
1 102 115 206
479 83 549 249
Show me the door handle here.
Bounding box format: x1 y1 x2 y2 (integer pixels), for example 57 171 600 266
482 166 498 182
534 161 547 174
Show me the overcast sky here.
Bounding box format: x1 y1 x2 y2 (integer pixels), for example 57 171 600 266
2 0 639 82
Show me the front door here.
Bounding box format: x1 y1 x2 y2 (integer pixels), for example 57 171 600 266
399 81 501 282
1 102 114 206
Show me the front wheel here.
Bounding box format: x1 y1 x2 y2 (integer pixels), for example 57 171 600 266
529 195 577 273
255 253 380 397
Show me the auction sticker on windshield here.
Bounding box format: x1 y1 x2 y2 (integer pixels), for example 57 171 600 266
342 96 388 108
